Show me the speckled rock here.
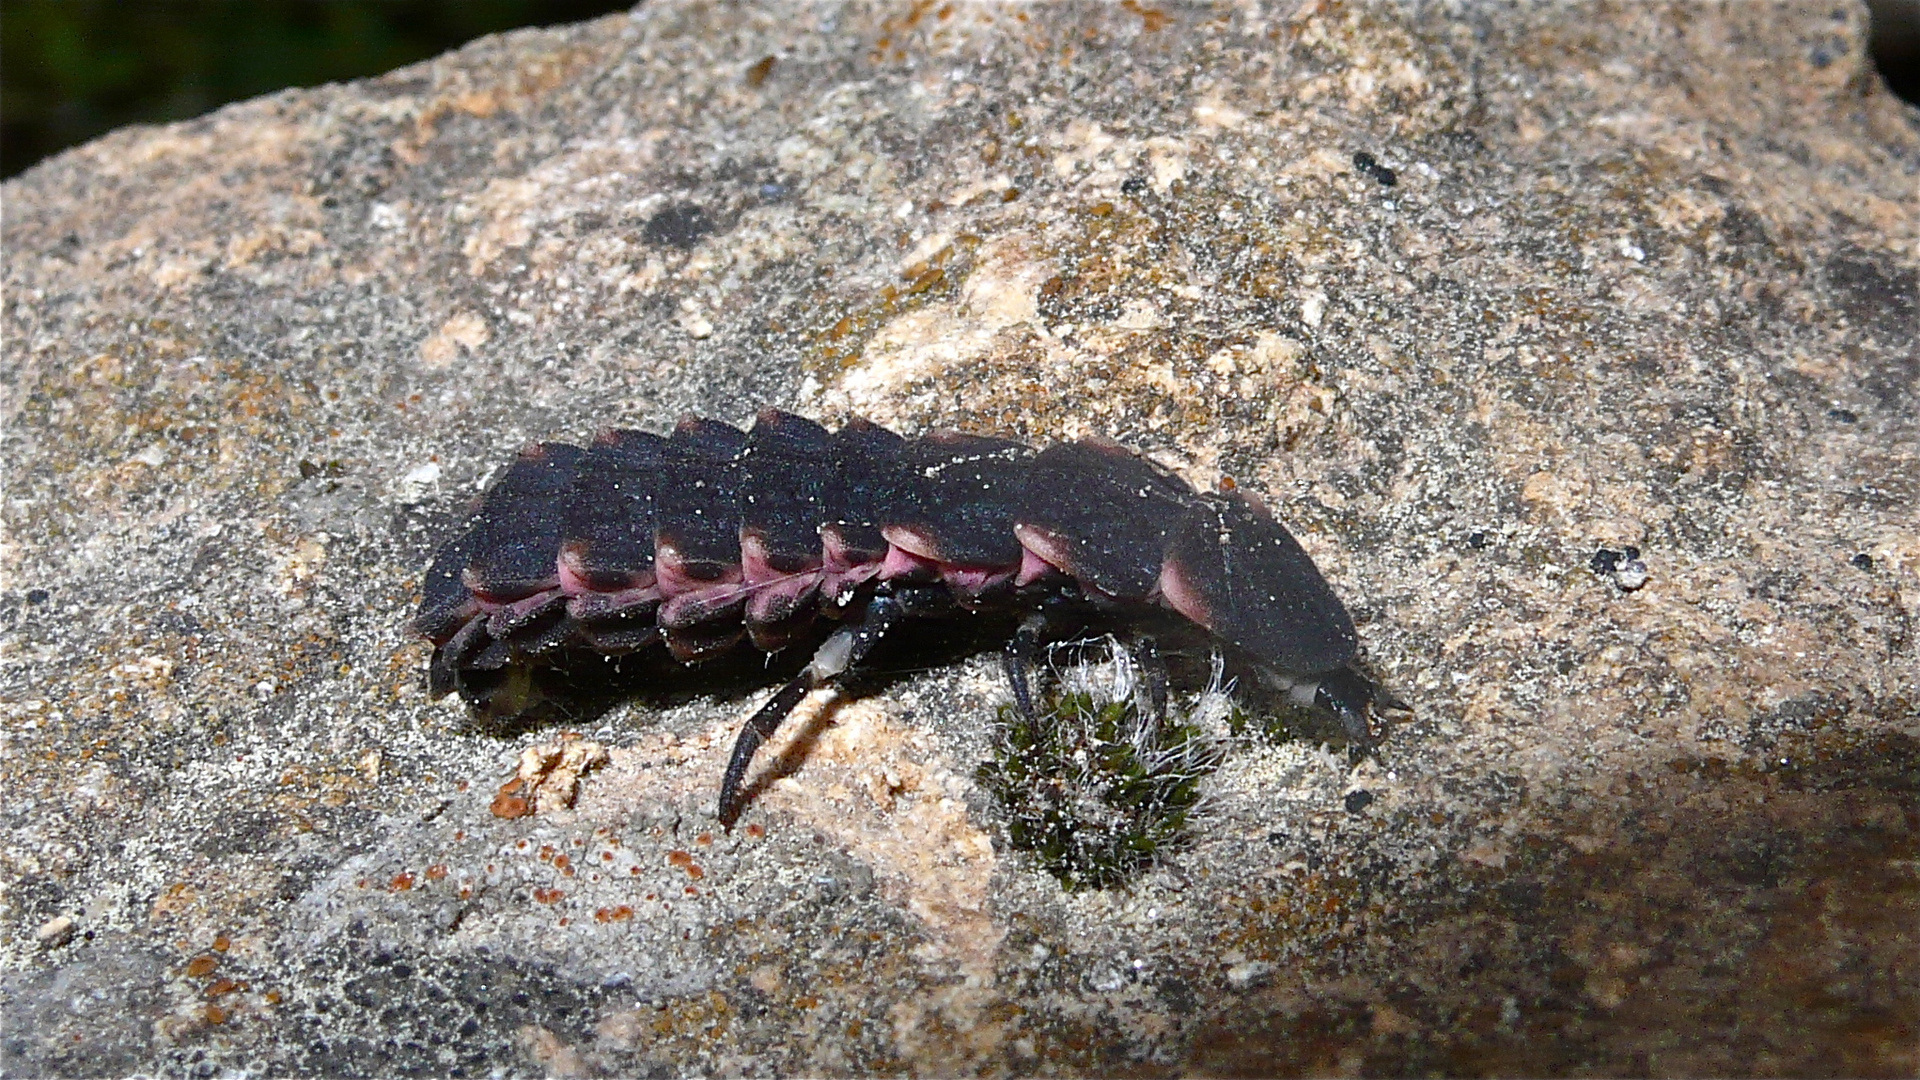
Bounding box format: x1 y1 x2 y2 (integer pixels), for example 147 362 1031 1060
3 2 1917 1076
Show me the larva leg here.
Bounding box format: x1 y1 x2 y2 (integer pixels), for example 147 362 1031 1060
999 590 1084 723
717 585 938 825
1131 636 1170 727
1001 611 1049 724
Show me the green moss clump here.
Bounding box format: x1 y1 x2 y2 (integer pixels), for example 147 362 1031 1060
977 665 1223 890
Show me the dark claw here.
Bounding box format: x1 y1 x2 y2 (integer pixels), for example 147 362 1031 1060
716 586 930 826
717 676 814 827
1313 666 1406 763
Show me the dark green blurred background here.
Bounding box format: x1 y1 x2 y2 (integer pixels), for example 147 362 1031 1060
1 0 632 179
3 1 1919 180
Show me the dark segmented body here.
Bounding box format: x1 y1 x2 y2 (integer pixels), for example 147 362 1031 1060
416 409 1393 821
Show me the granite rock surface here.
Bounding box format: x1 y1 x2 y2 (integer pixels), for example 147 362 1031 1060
3 2 1917 1075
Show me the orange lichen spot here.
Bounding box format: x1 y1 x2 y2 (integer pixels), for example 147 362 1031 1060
667 850 694 869
264 990 283 1005
389 871 416 892
560 864 576 879
453 829 466 840
594 907 613 923
695 833 713 847
745 823 766 839
532 887 565 904
491 789 530 819
687 865 705 881
1121 0 1169 31
425 864 449 881
206 978 242 998
628 867 641 876
185 956 218 978
459 885 474 899
611 905 634 921
745 55 776 87
539 845 557 863
211 936 231 953
203 1004 228 1025
684 886 699 897
796 995 821 1010
645 893 657 901
558 917 571 927
906 267 945 295
552 853 569 870
601 851 615 862
355 878 370 889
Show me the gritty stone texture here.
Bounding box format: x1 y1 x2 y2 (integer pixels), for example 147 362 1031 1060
3 2 1917 1075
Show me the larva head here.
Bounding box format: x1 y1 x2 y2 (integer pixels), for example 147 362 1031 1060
1156 492 1358 676
1311 665 1412 751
